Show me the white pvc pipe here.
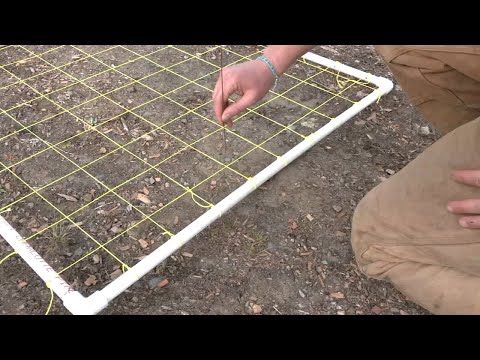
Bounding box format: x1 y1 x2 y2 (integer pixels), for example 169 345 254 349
0 52 393 315
0 216 82 300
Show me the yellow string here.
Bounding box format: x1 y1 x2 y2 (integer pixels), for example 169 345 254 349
0 251 17 266
0 45 189 144
1 45 383 280
0 45 64 70
16 45 220 229
45 282 54 315
247 177 258 190
188 188 214 209
0 46 121 117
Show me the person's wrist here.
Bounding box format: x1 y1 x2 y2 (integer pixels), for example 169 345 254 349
256 55 279 89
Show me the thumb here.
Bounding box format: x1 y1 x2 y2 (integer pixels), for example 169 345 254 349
222 92 257 126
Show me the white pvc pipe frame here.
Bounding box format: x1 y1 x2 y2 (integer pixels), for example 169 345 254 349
0 52 393 315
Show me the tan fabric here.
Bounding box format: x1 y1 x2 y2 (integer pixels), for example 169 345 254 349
375 45 480 134
351 46 480 314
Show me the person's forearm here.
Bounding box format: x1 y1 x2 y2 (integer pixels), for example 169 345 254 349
262 45 317 75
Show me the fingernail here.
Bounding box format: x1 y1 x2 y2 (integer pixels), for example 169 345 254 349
447 204 453 212
459 219 469 228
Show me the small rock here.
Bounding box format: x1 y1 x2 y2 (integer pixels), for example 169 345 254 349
110 269 123 280
128 86 136 93
180 310 189 315
419 126 430 136
92 254 101 264
224 157 231 163
354 120 365 126
335 231 346 237
337 310 345 315
298 290 305 298
110 225 122 234
148 277 162 289
252 304 262 314
333 205 342 213
73 247 83 257
306 214 314 222
99 147 107 154
83 193 93 203
138 239 149 249
181 118 187 124
182 252 193 258
132 296 138 303
390 307 399 313
159 279 169 288
385 169 395 175
400 310 409 315
17 281 28 289
330 292 345 299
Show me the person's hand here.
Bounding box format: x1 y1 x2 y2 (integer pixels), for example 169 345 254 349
448 170 480 228
212 59 275 127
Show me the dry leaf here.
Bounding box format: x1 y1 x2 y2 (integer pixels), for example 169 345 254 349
330 292 345 299
136 193 151 205
93 254 101 264
110 269 122 280
174 216 179 225
182 252 193 258
120 245 130 251
289 219 298 230
320 45 340 55
367 112 377 121
141 134 154 141
149 154 161 159
155 177 161 182
159 279 169 288
17 281 28 289
142 187 150 196
138 239 149 249
57 193 78 202
84 275 97 286
306 214 314 222
35 224 48 233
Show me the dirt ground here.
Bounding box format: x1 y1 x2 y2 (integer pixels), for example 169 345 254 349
0 45 435 315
